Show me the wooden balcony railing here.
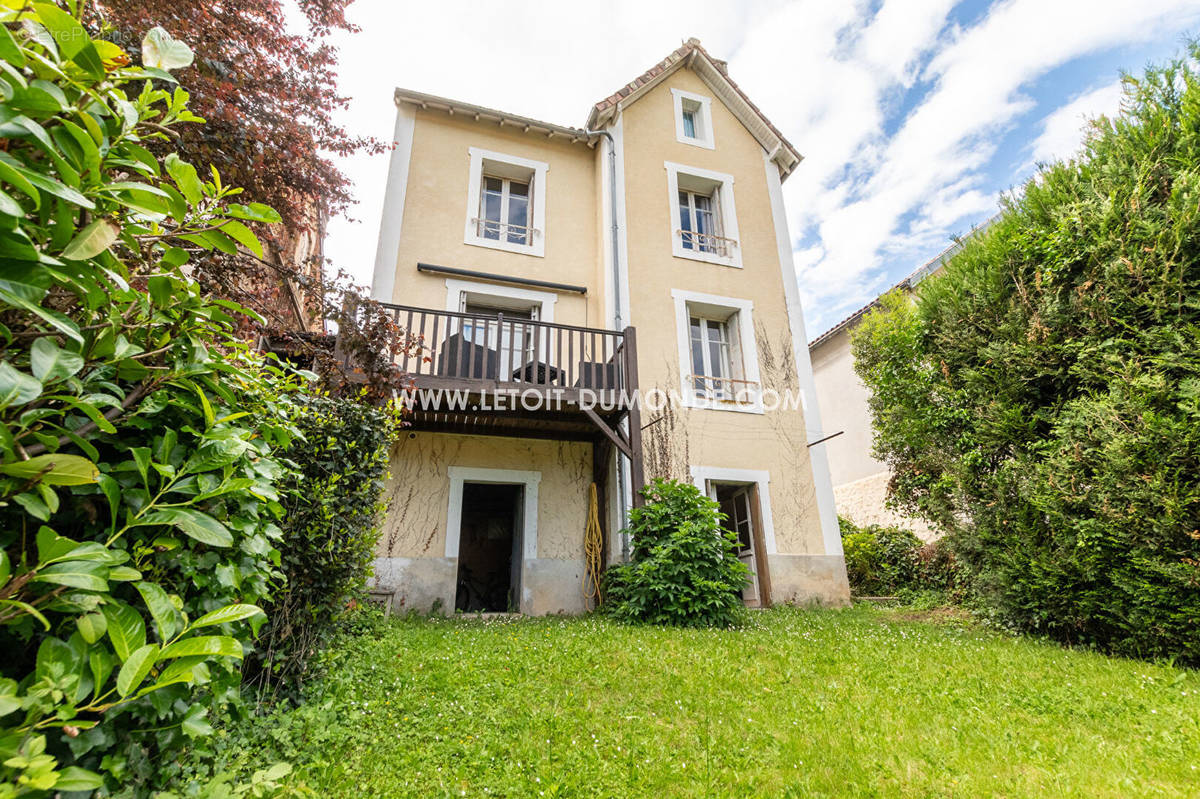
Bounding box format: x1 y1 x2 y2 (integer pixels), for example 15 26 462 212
382 303 630 394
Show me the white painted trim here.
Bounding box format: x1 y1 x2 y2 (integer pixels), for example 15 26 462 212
670 288 763 414
445 466 541 561
442 278 557 322
762 154 841 556
690 466 778 555
371 104 416 302
664 161 742 268
611 115 632 328
464 147 548 257
671 88 715 149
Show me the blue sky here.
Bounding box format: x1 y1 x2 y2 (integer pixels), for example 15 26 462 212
321 0 1200 338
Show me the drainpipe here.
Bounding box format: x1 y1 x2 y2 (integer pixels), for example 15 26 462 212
585 128 630 560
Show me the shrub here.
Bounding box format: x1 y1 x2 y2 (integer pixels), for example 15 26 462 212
247 395 400 695
851 48 1200 662
0 7 306 793
603 479 750 628
839 518 923 596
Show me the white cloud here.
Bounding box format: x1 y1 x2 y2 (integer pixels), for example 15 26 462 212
1028 80 1125 166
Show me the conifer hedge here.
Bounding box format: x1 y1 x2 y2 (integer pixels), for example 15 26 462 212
852 49 1200 663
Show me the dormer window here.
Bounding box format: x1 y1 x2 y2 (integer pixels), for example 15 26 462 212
464 147 547 257
672 88 714 149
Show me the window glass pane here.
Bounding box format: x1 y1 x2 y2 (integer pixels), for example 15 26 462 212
481 186 502 240
483 177 503 193
689 317 706 392
694 194 715 252
679 191 694 249
507 193 529 245
509 180 529 197
682 108 697 139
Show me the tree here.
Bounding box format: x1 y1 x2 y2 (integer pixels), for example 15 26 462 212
85 0 380 334
851 48 1200 663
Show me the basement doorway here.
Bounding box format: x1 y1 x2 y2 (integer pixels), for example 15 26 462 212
455 482 524 612
710 482 771 608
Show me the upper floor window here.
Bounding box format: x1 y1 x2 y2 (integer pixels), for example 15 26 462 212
480 176 530 245
665 162 742 268
464 147 548 257
671 289 763 413
672 89 714 149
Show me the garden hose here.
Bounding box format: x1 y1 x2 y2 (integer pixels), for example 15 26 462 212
583 482 604 610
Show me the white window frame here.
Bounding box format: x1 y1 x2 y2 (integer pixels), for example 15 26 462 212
671 88 715 149
443 278 557 322
665 162 741 268
689 466 778 554
464 147 547 257
671 289 763 414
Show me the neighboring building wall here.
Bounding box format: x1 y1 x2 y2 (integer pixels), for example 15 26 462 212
810 324 935 540
617 68 848 601
375 432 593 615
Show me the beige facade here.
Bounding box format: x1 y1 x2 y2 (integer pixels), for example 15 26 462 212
369 40 849 613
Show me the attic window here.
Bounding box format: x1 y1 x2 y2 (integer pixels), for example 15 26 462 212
672 88 714 149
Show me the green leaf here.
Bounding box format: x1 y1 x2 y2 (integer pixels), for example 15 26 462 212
147 274 174 306
159 635 242 660
0 158 40 209
76 612 107 643
181 703 214 738
163 153 202 205
33 560 107 592
101 602 146 661
30 337 83 382
0 362 43 409
31 3 105 78
37 526 78 562
0 23 27 68
62 218 119 260
226 203 281 224
189 603 264 631
53 767 104 792
218 220 263 258
0 187 22 217
116 643 159 696
141 26 194 71
139 507 232 547
0 454 99 485
136 581 181 641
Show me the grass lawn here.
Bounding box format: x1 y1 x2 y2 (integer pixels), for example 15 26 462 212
241 605 1199 798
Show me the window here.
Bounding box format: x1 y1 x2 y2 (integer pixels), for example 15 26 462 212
671 289 762 413
677 188 724 256
665 162 741 267
479 176 531 245
464 148 548 257
689 315 732 399
672 89 714 149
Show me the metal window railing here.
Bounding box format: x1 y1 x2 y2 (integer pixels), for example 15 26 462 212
473 217 538 245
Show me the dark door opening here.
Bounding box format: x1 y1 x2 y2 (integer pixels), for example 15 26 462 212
455 483 523 612
712 482 769 607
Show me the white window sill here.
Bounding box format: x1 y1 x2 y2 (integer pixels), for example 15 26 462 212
678 134 715 150
682 393 764 415
672 245 741 269
464 234 544 258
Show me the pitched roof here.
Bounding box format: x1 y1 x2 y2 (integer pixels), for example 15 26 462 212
586 38 803 179
392 87 594 143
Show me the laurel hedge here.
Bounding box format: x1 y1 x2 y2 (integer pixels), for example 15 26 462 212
851 49 1200 663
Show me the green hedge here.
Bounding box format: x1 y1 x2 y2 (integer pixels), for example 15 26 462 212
851 49 1200 662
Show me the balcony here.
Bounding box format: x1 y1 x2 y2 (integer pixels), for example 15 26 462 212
375 303 645 500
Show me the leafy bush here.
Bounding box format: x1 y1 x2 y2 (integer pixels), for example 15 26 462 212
851 49 1200 662
248 395 400 695
603 479 750 628
0 6 310 793
839 518 922 596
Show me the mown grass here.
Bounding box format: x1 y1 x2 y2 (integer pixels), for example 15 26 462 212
238 605 1199 798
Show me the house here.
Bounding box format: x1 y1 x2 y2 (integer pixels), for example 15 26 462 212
368 39 849 614
809 227 987 540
